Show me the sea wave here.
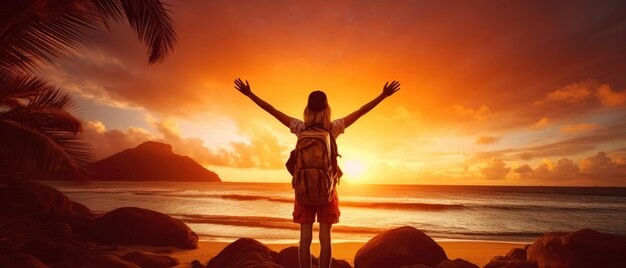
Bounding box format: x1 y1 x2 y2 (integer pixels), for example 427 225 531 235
172 214 542 241
173 214 385 234
132 192 626 213
133 192 466 211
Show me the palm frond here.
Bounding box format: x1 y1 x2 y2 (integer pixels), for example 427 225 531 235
0 0 103 72
94 0 177 63
0 71 91 181
0 117 92 181
0 70 56 109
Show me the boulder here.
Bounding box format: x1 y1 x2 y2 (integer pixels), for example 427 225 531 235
505 248 526 260
121 251 178 268
0 181 74 218
527 229 626 268
435 258 478 268
331 258 353 268
72 254 141 268
0 253 49 268
206 238 282 268
275 246 318 268
484 248 537 268
22 222 89 264
355 226 447 268
275 246 352 268
191 259 205 268
96 207 198 249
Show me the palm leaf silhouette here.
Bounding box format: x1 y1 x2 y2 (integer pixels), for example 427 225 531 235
0 0 177 181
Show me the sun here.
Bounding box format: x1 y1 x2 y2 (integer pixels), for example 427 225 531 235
343 159 366 179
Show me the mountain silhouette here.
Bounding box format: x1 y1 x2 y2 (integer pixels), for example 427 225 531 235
92 141 221 182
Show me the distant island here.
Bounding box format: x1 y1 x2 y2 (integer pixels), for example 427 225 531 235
91 141 221 182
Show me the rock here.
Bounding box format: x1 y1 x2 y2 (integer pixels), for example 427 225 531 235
22 230 89 264
0 253 49 268
484 250 537 268
72 254 141 268
527 228 626 268
191 259 205 268
0 181 74 219
505 248 526 260
275 246 318 268
331 258 353 268
206 238 282 268
121 251 178 268
354 226 447 268
91 141 221 182
399 265 431 268
275 246 352 268
70 201 95 218
435 258 478 268
96 207 198 249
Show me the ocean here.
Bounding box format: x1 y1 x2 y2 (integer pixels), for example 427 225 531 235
45 181 626 244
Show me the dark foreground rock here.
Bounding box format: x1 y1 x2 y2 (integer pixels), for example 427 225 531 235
355 226 448 268
206 238 281 268
0 182 188 267
96 207 199 249
0 252 50 268
120 251 178 268
484 247 537 268
275 246 351 268
206 239 352 268
527 228 626 268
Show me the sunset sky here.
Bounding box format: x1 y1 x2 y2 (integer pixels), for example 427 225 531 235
40 1 626 186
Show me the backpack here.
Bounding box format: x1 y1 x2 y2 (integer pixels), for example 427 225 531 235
286 124 342 206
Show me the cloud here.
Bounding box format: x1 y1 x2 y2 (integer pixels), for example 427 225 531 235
513 151 626 181
515 158 579 180
531 117 549 129
479 158 511 180
560 123 598 134
475 135 499 145
451 105 492 121
471 120 626 162
84 120 288 169
596 84 626 107
580 151 626 179
83 121 155 160
534 81 595 105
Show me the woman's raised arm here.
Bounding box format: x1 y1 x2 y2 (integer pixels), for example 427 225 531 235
342 80 400 128
234 78 292 127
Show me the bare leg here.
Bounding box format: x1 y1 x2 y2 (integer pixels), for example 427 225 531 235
299 223 313 268
319 223 333 268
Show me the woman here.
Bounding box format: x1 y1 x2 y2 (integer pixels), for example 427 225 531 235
234 78 400 268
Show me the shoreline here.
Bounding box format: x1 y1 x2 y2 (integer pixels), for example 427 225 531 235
112 240 527 267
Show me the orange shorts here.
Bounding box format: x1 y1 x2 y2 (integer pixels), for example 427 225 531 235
292 191 340 224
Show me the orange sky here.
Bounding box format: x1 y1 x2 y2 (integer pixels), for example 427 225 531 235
41 1 626 186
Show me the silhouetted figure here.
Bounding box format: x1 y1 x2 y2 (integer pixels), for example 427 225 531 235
234 78 400 268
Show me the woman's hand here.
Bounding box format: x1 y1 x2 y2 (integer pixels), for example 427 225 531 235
382 80 401 97
234 78 252 96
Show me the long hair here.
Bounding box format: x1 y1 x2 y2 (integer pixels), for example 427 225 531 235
304 105 331 130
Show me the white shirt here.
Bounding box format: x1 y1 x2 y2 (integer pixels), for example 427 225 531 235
289 118 346 138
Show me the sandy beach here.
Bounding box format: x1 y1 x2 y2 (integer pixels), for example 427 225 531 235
111 240 527 267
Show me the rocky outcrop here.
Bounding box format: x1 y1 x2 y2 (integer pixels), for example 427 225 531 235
91 141 221 182
121 251 178 268
0 182 191 267
205 239 352 268
484 247 537 268
527 229 626 268
0 253 50 268
206 238 282 268
275 246 352 268
96 207 199 249
354 226 448 268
